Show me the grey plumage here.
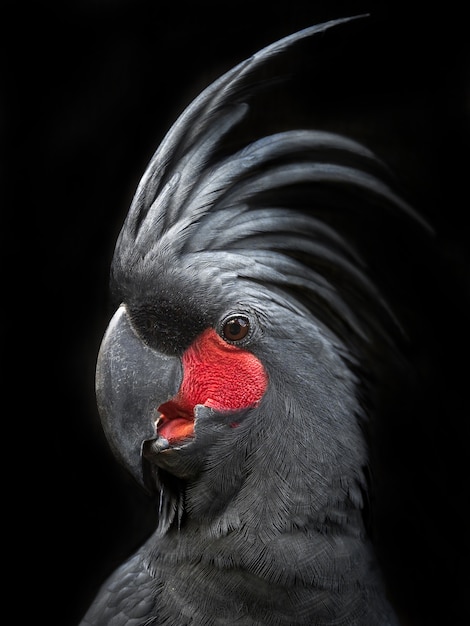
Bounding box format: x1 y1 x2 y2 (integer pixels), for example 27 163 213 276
81 15 433 625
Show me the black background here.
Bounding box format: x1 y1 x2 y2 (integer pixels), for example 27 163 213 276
5 1 469 625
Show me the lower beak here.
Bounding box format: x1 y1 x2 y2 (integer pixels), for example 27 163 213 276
95 305 182 492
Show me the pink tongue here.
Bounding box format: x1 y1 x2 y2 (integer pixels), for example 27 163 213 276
157 328 268 443
157 397 194 442
158 416 194 442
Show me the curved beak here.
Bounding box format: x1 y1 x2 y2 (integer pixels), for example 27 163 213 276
95 305 182 492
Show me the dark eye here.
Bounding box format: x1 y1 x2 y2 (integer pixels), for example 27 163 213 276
222 315 250 343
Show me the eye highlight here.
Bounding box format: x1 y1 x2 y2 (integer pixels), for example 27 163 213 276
221 315 250 343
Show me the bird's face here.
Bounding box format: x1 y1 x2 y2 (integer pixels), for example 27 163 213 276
96 271 274 489
97 265 268 482
96 263 360 497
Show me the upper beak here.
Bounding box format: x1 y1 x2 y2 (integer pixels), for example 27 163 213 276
95 305 182 492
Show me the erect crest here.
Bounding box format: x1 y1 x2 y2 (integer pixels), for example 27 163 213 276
111 15 432 357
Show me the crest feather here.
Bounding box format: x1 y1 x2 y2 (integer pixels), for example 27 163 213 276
112 15 432 356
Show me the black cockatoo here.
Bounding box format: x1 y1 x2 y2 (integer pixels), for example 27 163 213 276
80 16 433 626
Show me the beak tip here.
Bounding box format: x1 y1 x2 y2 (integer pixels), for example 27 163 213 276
95 306 182 492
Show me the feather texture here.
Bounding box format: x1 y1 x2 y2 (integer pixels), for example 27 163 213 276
82 15 434 625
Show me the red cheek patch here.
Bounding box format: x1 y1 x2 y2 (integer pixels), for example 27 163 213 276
157 328 268 442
